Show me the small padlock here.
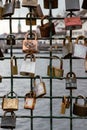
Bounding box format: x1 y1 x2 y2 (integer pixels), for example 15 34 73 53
66 72 77 89
33 75 46 98
1 111 16 129
65 96 70 109
26 12 36 25
11 56 18 75
73 95 87 116
33 4 44 18
43 0 58 9
15 0 20 8
60 96 66 114
7 34 15 45
24 91 36 110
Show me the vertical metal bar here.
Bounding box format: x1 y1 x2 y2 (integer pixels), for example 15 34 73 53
49 0 53 130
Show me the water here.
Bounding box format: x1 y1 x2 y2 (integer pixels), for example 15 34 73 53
0 51 87 130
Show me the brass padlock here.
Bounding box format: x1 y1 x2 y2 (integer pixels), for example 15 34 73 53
11 56 18 75
26 12 36 25
24 90 36 110
15 0 20 8
60 96 66 114
73 95 87 116
7 34 15 45
47 55 64 78
66 72 77 89
33 75 46 98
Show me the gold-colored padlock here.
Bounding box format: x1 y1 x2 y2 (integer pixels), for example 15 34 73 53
26 12 36 25
11 56 18 75
60 96 66 114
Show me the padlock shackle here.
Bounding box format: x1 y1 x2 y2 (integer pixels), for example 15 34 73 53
24 53 36 62
66 12 76 17
4 91 18 99
25 31 37 41
3 111 15 117
26 12 35 18
75 95 87 106
51 55 63 69
76 35 86 45
41 15 49 26
66 72 76 78
33 75 43 87
25 91 36 98
7 34 15 39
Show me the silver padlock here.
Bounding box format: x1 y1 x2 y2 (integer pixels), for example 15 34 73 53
66 72 77 89
20 53 36 77
33 75 46 98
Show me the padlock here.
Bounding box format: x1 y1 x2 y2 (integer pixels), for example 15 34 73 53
10 56 18 75
39 15 55 37
33 4 44 18
20 53 36 77
7 34 15 45
33 75 46 98
26 12 36 25
62 36 73 58
65 96 70 109
73 95 87 116
60 96 66 114
73 35 87 59
1 111 16 129
66 72 77 89
82 0 87 9
0 75 2 82
22 0 38 7
22 31 38 53
15 0 20 8
24 90 36 110
2 91 19 111
43 0 58 9
65 0 80 11
47 55 64 78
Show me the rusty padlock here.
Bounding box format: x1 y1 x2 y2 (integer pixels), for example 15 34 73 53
24 90 36 110
73 95 87 116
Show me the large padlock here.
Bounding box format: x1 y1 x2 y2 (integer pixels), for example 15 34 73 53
33 75 46 98
24 90 36 110
22 31 38 53
62 36 73 58
22 0 38 7
43 0 58 9
7 34 15 45
82 0 87 9
10 56 18 75
20 53 36 77
1 111 16 129
47 56 64 78
26 12 36 25
33 4 44 18
73 95 87 116
0 0 3 19
2 91 19 111
66 72 77 89
39 15 55 37
15 0 20 8
65 0 80 11
73 35 87 59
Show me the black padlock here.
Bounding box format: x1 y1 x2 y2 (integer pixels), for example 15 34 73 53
1 111 16 129
82 0 87 9
66 72 77 89
7 34 15 45
73 95 87 116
